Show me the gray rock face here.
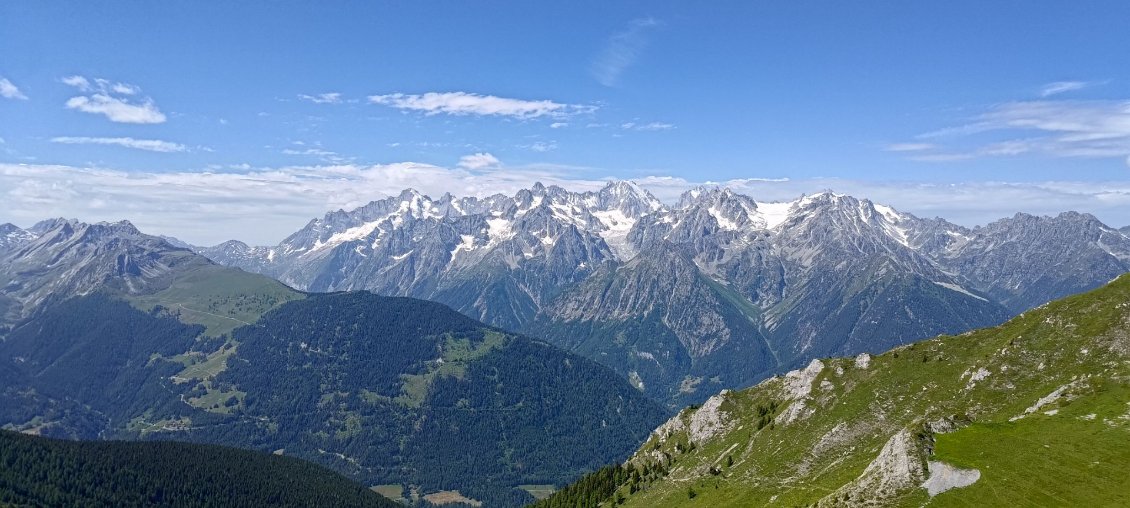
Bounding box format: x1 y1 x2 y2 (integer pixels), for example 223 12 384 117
924 212 1130 313
0 218 209 327
194 182 1130 404
0 223 35 255
158 235 193 249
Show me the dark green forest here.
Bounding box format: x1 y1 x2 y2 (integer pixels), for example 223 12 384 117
198 292 666 506
0 294 205 438
0 292 666 507
0 430 397 507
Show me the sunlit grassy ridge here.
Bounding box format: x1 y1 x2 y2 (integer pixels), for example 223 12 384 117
540 274 1130 507
128 264 304 337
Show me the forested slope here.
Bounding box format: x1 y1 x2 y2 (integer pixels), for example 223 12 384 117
0 430 397 507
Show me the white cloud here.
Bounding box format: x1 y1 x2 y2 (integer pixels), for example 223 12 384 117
368 91 593 119
591 17 661 87
111 82 140 95
550 122 569 129
622 121 674 131
61 75 90 90
64 95 166 123
298 92 343 104
456 152 501 170
1040 81 1092 97
899 99 1130 163
0 78 28 100
62 75 166 124
50 136 188 153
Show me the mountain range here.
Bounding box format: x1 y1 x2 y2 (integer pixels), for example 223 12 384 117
164 181 1130 406
1 184 1128 506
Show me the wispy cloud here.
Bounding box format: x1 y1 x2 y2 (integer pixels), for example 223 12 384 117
621 121 675 131
550 122 569 129
591 17 661 87
0 78 28 100
281 147 338 157
895 98 1130 164
298 92 342 104
281 142 351 163
883 143 936 152
1039 81 1094 97
369 91 594 119
50 136 187 153
62 75 165 124
456 152 501 170
521 141 557 152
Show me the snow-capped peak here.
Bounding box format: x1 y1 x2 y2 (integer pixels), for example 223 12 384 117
596 180 664 217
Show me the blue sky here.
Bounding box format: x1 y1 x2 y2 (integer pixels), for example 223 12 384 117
2 2 1130 244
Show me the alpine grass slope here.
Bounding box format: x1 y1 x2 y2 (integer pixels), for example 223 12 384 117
538 273 1130 507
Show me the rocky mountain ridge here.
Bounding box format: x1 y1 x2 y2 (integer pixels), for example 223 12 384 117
0 218 210 329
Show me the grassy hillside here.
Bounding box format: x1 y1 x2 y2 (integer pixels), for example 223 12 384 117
127 264 304 337
539 274 1130 507
0 430 397 507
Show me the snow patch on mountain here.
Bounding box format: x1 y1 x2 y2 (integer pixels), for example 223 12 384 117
708 206 741 231
752 201 793 229
324 220 384 248
592 209 639 260
486 217 513 246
